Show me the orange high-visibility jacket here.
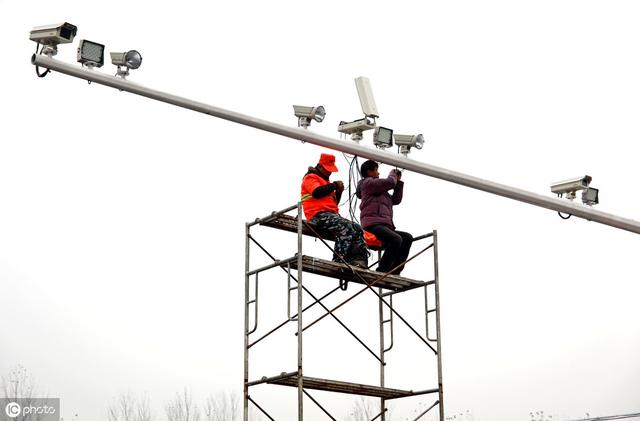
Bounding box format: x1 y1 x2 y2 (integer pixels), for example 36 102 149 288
301 172 338 220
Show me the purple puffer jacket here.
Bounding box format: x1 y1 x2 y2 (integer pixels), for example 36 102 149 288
356 171 404 229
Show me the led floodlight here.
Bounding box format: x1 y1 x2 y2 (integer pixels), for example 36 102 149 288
373 126 393 148
582 187 599 206
77 39 105 68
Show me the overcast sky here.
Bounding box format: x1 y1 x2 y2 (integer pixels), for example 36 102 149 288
1 1 640 420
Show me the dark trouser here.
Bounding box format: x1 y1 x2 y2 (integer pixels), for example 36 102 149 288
311 212 369 261
366 224 413 275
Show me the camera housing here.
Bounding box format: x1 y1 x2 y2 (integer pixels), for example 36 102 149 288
30 22 77 46
550 175 592 195
337 117 376 142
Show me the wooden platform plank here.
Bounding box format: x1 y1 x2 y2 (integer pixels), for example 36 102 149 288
260 214 334 241
283 255 425 292
266 375 418 399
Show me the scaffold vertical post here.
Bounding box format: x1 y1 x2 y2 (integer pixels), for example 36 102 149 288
244 222 250 421
434 230 444 420
297 202 304 421
378 285 386 421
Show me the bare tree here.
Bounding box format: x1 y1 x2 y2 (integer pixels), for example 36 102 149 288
107 392 153 421
203 392 239 421
1 365 36 400
165 388 200 421
136 394 153 421
1 365 46 421
345 397 384 421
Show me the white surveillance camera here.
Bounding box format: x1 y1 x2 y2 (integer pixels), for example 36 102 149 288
293 105 325 128
393 133 425 155
337 117 376 142
550 175 592 197
30 22 77 46
373 126 393 149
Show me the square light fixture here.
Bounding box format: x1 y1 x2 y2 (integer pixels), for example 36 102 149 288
77 39 105 68
373 126 393 148
582 187 599 206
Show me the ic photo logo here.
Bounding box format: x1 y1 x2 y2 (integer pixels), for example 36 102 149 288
5 402 21 418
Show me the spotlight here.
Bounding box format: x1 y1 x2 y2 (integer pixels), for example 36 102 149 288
111 50 142 78
373 126 393 149
29 22 77 56
394 133 424 155
293 105 326 129
77 40 105 68
582 187 599 206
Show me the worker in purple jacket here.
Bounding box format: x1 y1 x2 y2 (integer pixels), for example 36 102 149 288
356 160 413 275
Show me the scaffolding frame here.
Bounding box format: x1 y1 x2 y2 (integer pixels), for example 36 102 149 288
244 203 444 421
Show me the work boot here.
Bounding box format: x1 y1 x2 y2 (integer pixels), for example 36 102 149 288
346 256 369 269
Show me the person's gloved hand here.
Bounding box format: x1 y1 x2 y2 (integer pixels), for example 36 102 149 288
391 169 402 180
333 180 345 192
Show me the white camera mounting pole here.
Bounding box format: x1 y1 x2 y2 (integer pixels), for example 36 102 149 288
31 54 640 236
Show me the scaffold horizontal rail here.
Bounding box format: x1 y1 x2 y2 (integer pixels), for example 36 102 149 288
259 213 335 241
261 373 438 400
282 255 426 291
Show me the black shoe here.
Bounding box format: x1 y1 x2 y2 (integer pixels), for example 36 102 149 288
348 258 368 269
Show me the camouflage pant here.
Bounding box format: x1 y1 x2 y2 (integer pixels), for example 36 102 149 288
310 212 369 260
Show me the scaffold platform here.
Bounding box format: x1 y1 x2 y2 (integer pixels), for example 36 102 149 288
282 255 429 292
250 372 438 400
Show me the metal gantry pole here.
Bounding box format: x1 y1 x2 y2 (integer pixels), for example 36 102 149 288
31 54 640 237
296 202 304 421
433 230 445 421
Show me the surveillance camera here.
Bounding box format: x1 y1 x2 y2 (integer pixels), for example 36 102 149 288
550 175 592 196
30 22 77 46
373 126 393 148
293 105 325 128
337 117 376 142
393 133 424 155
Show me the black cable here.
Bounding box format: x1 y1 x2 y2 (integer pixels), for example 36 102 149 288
555 194 572 219
35 43 51 78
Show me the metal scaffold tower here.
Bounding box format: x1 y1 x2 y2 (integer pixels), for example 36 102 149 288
244 203 444 421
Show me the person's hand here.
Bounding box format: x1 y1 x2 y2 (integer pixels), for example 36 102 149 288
392 169 402 180
333 180 345 192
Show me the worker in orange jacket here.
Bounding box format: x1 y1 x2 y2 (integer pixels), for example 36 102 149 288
301 153 369 268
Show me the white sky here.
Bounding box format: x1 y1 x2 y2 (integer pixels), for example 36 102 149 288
1 1 640 420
